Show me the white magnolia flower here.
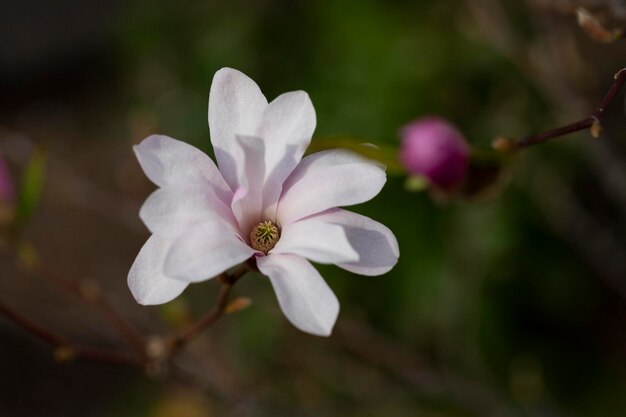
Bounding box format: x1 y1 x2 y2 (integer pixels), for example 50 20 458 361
128 68 399 336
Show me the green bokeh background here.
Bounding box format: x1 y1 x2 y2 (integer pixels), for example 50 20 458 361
1 0 625 416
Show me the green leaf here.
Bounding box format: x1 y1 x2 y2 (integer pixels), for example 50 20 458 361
16 147 47 226
308 136 405 176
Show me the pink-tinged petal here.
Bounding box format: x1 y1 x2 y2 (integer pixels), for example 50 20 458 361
133 135 231 204
257 91 316 218
271 218 358 264
208 68 268 191
230 135 265 236
277 150 386 224
311 209 399 276
128 235 188 305
140 184 237 239
164 220 255 282
257 254 339 336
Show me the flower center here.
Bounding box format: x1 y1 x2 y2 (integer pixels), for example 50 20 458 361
249 220 280 254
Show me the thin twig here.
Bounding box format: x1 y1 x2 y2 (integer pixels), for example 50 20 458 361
335 319 573 417
335 320 514 416
34 258 146 358
0 302 144 368
168 266 249 354
493 68 626 151
0 303 66 346
520 159 626 299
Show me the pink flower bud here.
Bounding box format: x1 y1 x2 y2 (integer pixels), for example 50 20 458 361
399 117 469 190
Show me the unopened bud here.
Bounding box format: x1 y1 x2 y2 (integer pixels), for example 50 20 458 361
146 336 168 361
225 297 252 314
577 7 623 43
590 119 603 138
399 117 470 190
492 137 517 153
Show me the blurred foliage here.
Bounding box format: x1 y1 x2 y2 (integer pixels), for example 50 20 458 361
108 0 626 415
1 0 625 416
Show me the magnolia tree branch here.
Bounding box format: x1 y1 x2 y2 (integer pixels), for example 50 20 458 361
0 302 144 368
0 248 251 372
168 265 250 354
19 243 146 359
493 68 626 151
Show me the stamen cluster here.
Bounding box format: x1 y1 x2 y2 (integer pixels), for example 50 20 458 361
250 220 280 254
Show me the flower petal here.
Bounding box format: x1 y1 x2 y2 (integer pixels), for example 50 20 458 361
164 220 255 282
277 150 386 224
208 68 268 191
230 135 265 236
140 184 237 239
311 209 399 276
257 254 339 336
271 218 359 264
257 91 316 218
128 235 188 305
133 135 231 204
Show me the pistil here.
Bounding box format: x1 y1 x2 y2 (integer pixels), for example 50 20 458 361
249 220 280 254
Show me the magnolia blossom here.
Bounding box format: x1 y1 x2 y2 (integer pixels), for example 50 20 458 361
128 68 399 336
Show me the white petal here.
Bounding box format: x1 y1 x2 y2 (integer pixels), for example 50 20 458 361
128 235 188 305
277 150 386 224
271 218 359 264
230 135 265 236
164 220 255 282
208 68 268 190
257 254 339 336
257 91 316 217
133 135 231 204
311 209 399 276
140 184 237 239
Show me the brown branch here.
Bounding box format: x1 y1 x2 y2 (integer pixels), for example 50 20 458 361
335 320 514 416
335 319 573 417
520 159 626 300
493 68 626 151
6 236 253 369
168 265 249 354
0 302 144 368
34 257 146 359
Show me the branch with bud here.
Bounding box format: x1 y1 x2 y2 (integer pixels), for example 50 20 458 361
0 61 623 391
0 240 253 372
389 68 625 199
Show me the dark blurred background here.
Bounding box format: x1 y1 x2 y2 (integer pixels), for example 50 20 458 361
1 0 626 416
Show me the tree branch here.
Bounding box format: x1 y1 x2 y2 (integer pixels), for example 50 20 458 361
493 68 626 151
0 302 144 368
167 265 249 354
32 254 146 359
4 237 253 370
